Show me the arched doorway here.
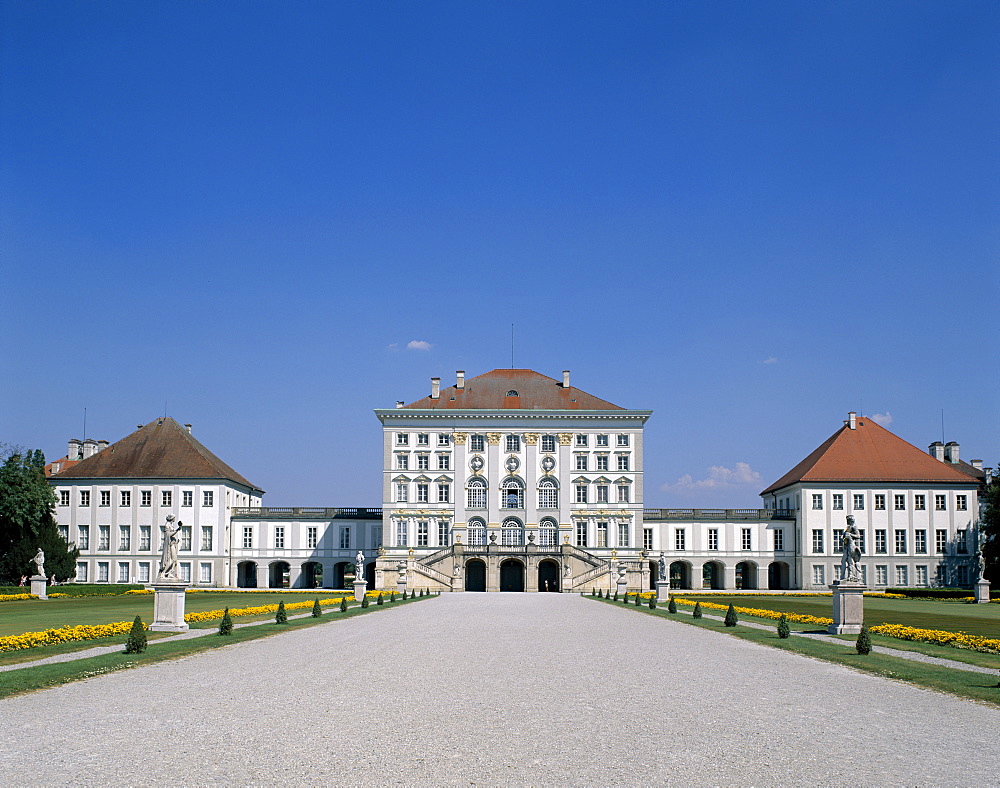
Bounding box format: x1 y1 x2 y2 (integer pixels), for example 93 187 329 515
332 561 351 589
736 561 758 590
500 559 525 592
365 562 376 587
301 562 323 588
702 561 724 589
649 560 659 589
465 559 486 592
768 561 790 590
669 561 691 589
538 559 559 592
237 561 257 588
269 561 290 588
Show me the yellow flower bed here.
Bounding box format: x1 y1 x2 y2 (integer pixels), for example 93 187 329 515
674 598 833 626
671 591 905 599
868 624 1000 655
0 621 137 652
0 593 37 602
183 596 351 623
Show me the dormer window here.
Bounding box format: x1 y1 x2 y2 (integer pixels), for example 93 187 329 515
506 390 519 397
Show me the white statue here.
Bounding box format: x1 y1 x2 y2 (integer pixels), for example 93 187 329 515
157 515 181 580
564 562 571 578
840 515 862 583
658 552 667 583
32 548 45 577
453 563 460 577
975 549 986 583
356 550 365 582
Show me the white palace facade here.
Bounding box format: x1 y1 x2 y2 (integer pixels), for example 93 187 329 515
48 369 986 593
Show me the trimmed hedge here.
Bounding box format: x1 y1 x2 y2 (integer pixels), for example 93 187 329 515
882 587 996 599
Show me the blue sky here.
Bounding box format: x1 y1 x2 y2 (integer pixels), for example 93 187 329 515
2 1 997 507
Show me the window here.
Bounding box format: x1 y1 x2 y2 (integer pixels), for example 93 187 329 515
617 485 630 503
201 527 213 551
853 494 864 510
812 565 825 586
467 479 487 509
306 527 318 549
596 522 608 548
832 494 843 510
812 494 823 510
914 494 925 511
138 562 150 583
575 522 587 547
76 562 88 582
537 480 558 509
617 434 630 447
100 490 111 507
118 563 130 583
373 526 383 548
875 530 887 553
162 491 172 507
179 563 191 583
506 435 521 452
119 526 130 551
540 435 556 453
895 565 908 586
339 526 351 549
596 455 609 471
833 529 844 553
774 529 784 551
591 434 607 447
915 565 928 586
576 434 588 447
416 484 429 503
417 454 429 470
396 521 407 547
956 529 968 554
501 518 523 546
396 483 408 503
575 485 588 504
575 455 588 471
139 526 151 551
77 525 90 549
874 494 885 510
396 433 409 446
956 495 967 511
812 530 824 553
957 565 969 586
396 454 409 470
894 494 905 511
99 525 110 550
935 529 947 553
502 479 523 508
59 490 70 506
894 530 906 553
618 524 629 547
675 529 686 550
741 528 752 550
468 519 486 546
875 565 888 586
438 521 450 546
437 483 450 503
274 526 285 549
935 494 946 511
80 490 91 507
708 528 719 551
596 485 609 503
643 528 653 551
858 529 867 553
437 454 450 470
203 491 214 507
182 491 193 507
438 434 450 446
417 521 429 547
470 435 485 452
200 563 212 583
242 527 253 548
141 490 151 507
539 520 557 547
914 530 927 554
58 525 69 542
416 433 429 446
617 455 630 472
97 561 109 582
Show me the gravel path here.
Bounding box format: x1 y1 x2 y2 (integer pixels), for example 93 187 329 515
2 594 999 786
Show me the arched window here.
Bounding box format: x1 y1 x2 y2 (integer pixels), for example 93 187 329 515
501 478 524 509
467 478 487 509
501 518 524 546
539 517 558 547
537 479 558 509
467 517 487 547
506 390 519 397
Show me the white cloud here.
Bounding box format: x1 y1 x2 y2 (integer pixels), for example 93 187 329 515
406 340 432 351
762 357 778 365
661 462 763 492
387 343 399 352
869 411 893 426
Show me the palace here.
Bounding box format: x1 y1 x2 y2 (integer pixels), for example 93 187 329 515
47 368 985 592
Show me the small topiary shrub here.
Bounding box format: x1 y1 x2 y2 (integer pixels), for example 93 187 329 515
591 588 596 596
124 615 147 653
598 589 604 599
724 603 738 627
693 602 702 619
219 608 233 635
275 601 288 624
667 597 677 614
390 592 396 602
634 593 641 606
312 599 322 618
648 596 656 610
856 625 872 655
613 591 618 601
377 593 384 606
339 597 347 613
361 595 369 608
777 613 790 639
402 589 408 600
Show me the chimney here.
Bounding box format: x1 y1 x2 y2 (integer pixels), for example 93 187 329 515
82 438 98 458
456 370 465 390
184 423 192 434
971 459 982 470
928 442 945 461
944 441 959 464
562 370 571 388
396 401 404 409
847 411 857 430
68 439 82 459
97 440 109 452
431 377 440 399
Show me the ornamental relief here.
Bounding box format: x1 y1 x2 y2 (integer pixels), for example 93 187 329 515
469 454 485 473
452 433 467 445
486 433 502 445
558 433 573 446
523 433 539 445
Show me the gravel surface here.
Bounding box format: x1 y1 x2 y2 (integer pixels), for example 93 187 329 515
2 593 999 786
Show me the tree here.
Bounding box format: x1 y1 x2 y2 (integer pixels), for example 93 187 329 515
125 616 147 653
219 608 233 636
980 467 1000 586
312 599 322 617
777 614 790 639
275 601 287 623
0 447 79 584
724 604 738 627
856 625 872 655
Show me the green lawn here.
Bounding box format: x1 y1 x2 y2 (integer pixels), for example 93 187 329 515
675 594 1000 637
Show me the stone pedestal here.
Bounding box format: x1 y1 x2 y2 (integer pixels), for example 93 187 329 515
616 579 628 598
655 580 671 603
354 580 368 603
828 580 866 635
148 581 190 632
29 575 48 600
974 579 991 604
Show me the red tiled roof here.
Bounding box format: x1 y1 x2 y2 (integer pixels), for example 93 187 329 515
45 457 84 477
402 369 624 410
761 416 979 495
50 417 264 492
